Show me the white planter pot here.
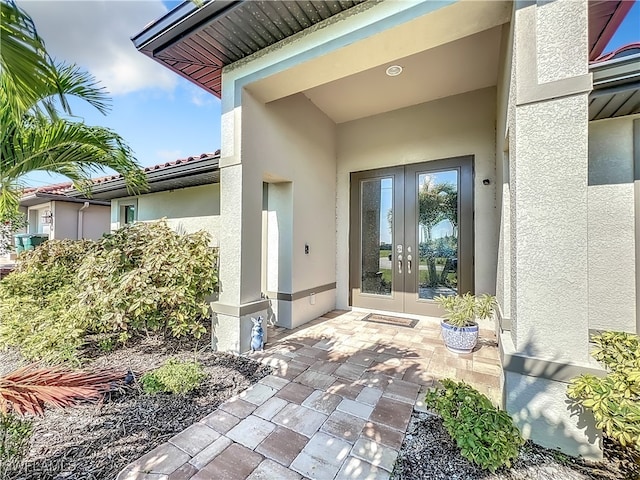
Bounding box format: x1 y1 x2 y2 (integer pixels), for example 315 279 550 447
440 321 479 354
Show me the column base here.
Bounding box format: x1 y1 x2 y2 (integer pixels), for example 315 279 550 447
500 332 603 460
210 299 269 354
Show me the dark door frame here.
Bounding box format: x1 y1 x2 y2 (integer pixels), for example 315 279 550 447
349 155 475 315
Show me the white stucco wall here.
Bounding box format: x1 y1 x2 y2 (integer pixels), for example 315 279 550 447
50 202 110 240
498 0 601 459
80 205 110 240
495 19 514 331
242 91 337 326
52 201 79 240
111 184 221 243
588 115 638 333
336 87 498 309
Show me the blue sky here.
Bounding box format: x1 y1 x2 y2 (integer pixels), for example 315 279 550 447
19 0 640 188
21 0 221 187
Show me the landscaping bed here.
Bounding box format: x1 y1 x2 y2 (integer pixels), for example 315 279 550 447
392 411 637 480
1 334 271 480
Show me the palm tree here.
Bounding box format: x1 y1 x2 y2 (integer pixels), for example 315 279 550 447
0 0 147 223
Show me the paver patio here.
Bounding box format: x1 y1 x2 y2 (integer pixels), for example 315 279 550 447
117 309 501 480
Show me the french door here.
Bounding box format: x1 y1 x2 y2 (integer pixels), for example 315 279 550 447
349 156 474 317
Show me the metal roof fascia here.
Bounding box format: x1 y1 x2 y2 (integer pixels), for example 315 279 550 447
83 158 221 196
591 53 640 89
20 193 110 207
131 0 242 54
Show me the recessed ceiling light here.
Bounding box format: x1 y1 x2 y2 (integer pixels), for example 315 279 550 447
385 65 403 77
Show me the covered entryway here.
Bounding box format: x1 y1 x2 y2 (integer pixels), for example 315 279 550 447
350 157 474 317
133 0 507 349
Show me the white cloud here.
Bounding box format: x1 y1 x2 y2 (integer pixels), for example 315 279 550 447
156 149 183 163
189 85 215 107
20 0 178 95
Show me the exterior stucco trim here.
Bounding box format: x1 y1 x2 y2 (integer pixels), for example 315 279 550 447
497 306 512 331
515 2 592 107
266 282 337 302
500 333 605 383
635 119 640 334
518 73 593 106
210 298 270 317
230 0 457 107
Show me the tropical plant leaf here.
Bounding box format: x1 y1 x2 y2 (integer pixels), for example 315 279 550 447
0 364 123 416
0 0 147 222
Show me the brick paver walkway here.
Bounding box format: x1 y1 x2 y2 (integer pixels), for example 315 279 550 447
117 310 501 480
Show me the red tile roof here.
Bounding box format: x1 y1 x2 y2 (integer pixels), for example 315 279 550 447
21 151 221 196
592 42 640 63
22 181 74 196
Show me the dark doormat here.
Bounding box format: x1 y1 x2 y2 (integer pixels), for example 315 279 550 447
362 313 418 329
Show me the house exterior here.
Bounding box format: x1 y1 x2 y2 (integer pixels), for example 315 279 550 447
132 0 639 458
84 153 221 241
18 183 111 243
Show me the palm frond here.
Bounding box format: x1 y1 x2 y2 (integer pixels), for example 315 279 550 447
0 0 147 222
0 0 56 118
0 364 124 416
4 118 147 193
52 63 111 116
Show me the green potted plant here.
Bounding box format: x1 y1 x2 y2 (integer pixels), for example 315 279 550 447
434 293 496 354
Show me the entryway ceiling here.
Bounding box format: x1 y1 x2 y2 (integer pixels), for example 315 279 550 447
303 26 502 124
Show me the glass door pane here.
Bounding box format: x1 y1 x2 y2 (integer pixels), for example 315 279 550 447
360 177 393 296
416 170 459 299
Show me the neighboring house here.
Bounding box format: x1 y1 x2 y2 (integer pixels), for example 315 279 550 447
18 182 111 242
84 152 221 242
131 0 639 458
3 153 220 260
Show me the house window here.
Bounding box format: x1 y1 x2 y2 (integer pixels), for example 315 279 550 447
124 205 136 224
119 201 137 226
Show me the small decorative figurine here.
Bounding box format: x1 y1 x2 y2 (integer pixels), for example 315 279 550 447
250 316 264 352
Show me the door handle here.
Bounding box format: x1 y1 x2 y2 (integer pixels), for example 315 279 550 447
407 254 412 274
397 254 403 274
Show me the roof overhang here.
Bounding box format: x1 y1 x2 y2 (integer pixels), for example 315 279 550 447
20 193 110 208
83 155 221 200
589 0 635 61
589 52 640 120
132 0 366 98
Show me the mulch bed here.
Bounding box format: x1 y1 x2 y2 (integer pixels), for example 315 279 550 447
392 412 638 480
2 334 271 480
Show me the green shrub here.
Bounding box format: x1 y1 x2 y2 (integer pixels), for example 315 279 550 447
567 331 640 452
0 287 85 364
14 239 94 274
425 379 523 472
0 412 32 476
0 221 218 363
140 359 207 395
77 221 217 341
0 240 90 363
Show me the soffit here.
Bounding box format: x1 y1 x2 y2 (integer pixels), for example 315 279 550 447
588 0 635 61
135 1 632 100
589 52 640 121
134 0 367 98
302 26 502 124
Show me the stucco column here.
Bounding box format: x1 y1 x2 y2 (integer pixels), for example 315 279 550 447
210 84 269 354
501 0 601 459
